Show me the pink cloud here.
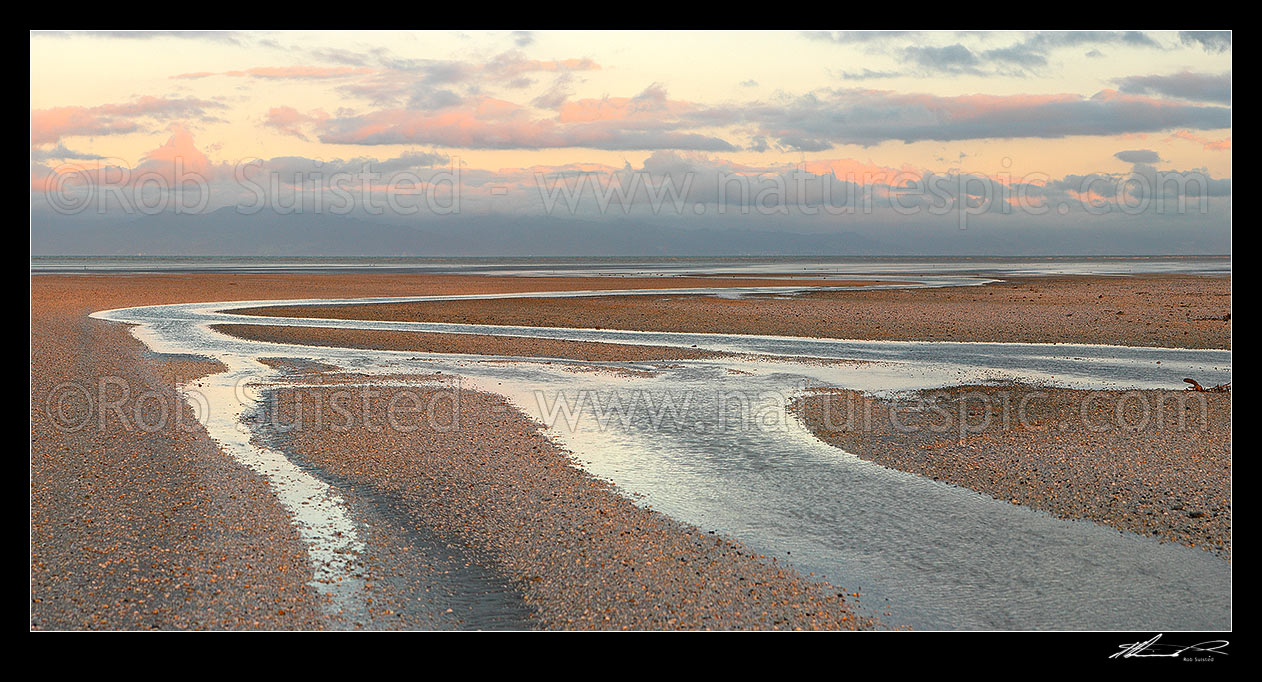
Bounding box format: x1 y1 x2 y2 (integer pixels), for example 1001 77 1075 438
559 84 694 123
803 158 922 184
139 124 215 177
31 96 224 146
31 107 139 146
317 99 736 150
1169 129 1231 151
485 52 600 80
35 125 225 192
264 106 331 140
314 84 736 151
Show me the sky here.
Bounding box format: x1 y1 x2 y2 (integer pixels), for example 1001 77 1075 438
29 30 1233 255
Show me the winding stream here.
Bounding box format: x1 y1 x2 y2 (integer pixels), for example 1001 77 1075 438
91 281 1231 630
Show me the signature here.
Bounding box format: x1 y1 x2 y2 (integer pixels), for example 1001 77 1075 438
1111 634 1230 660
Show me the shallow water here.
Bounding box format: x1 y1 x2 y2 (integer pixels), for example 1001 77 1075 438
92 283 1232 630
37 254 1230 276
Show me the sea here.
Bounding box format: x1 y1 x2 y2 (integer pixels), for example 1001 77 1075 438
30 255 1231 277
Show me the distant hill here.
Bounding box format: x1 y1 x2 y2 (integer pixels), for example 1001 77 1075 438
29 206 1230 256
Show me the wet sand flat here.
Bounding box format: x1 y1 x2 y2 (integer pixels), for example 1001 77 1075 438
791 385 1231 557
218 324 884 367
30 287 324 629
214 323 724 362
32 272 881 630
243 274 1231 349
262 381 874 630
31 271 1230 629
34 272 893 310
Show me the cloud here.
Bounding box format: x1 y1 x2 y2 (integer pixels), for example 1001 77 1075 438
558 83 684 123
903 44 982 74
1047 166 1230 203
138 124 215 177
32 30 245 44
1023 30 1158 50
33 127 454 203
531 73 576 109
804 31 920 44
737 88 1231 148
32 134 1230 241
1115 71 1231 104
1169 130 1231 152
264 106 331 140
315 49 600 108
483 51 600 80
1180 31 1231 53
369 150 451 171
318 105 737 151
174 66 376 80
317 85 737 151
31 96 226 146
839 69 902 80
817 31 1163 77
30 144 105 161
241 150 451 180
1114 149 1161 164
305 77 1232 153
507 151 1230 222
33 125 229 196
972 32 1160 75
981 45 1047 68
511 31 534 47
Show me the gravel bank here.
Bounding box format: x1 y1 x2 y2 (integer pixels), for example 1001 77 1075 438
243 274 1230 349
31 292 324 629
790 385 1231 557
33 272 1229 629
33 273 884 630
214 323 723 362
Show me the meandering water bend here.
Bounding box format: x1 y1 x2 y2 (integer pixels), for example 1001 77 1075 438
92 283 1231 630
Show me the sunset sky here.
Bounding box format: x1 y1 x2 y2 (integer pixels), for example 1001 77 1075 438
29 30 1233 254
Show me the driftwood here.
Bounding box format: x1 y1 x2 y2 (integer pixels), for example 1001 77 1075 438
1184 378 1231 393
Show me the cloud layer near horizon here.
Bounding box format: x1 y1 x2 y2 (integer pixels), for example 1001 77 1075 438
29 29 1232 253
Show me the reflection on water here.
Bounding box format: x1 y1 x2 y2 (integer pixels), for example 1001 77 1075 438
484 366 1230 630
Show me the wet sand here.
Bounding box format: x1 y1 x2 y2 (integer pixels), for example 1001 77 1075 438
35 272 892 310
224 324 879 368
241 274 1231 349
30 292 323 629
31 271 1230 629
261 379 874 630
31 273 880 630
791 385 1231 557
215 323 723 362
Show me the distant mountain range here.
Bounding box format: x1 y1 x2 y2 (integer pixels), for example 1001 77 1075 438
29 206 1230 256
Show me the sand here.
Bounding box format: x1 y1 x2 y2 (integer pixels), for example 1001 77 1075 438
30 292 324 629
261 379 875 630
31 270 1230 629
214 323 723 362
791 385 1231 557
31 273 883 630
238 274 1231 349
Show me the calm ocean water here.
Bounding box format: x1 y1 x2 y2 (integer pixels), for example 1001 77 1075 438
31 255 1231 276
